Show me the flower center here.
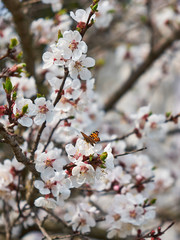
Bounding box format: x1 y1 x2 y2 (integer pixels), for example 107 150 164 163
44 157 55 168
39 104 49 114
69 40 79 50
74 61 82 71
113 214 120 221
80 165 88 174
129 210 137 219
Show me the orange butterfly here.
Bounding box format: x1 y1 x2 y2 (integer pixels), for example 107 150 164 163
81 131 100 146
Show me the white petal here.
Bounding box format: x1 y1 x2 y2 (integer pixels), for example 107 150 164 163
34 113 46 125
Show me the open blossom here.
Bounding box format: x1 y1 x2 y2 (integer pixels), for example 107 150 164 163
57 30 88 61
71 161 95 187
64 203 96 233
106 193 155 238
65 138 101 163
68 54 95 80
34 170 71 207
13 97 36 127
42 46 67 69
35 148 67 173
34 97 54 125
70 8 92 24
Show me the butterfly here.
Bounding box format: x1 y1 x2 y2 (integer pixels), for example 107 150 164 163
81 131 100 146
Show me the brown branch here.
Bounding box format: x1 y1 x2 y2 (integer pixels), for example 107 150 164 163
2 0 36 77
35 216 52 240
136 221 175 239
2 201 11 240
39 207 68 228
31 68 69 160
31 121 46 160
114 147 147 158
104 29 180 111
43 116 74 152
100 130 135 143
0 52 8 61
0 122 39 177
53 67 69 107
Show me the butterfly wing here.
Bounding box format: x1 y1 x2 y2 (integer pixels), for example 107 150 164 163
81 131 100 146
89 131 100 144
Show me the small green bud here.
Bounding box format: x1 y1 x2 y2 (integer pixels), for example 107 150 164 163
166 112 171 118
100 152 108 161
37 93 45 98
22 104 28 114
12 91 17 100
58 9 67 15
144 199 148 204
89 155 93 161
100 164 106 169
16 63 26 73
58 30 63 39
150 198 156 205
17 51 23 62
149 111 153 116
9 38 19 49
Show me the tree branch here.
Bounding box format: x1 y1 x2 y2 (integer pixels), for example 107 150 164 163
2 0 36 77
104 29 180 111
0 122 39 177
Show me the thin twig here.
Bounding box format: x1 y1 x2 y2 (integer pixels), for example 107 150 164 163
31 121 46 160
114 147 147 158
31 68 69 160
0 52 8 61
35 216 52 240
53 68 69 107
136 221 175 239
43 116 74 152
39 207 68 228
100 130 135 143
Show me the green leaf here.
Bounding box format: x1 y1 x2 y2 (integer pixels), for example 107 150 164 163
91 3 98 12
9 38 19 49
22 104 28 114
4 78 13 94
